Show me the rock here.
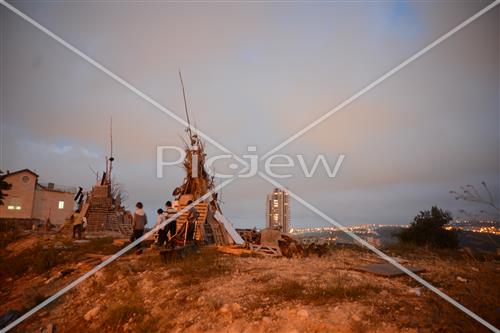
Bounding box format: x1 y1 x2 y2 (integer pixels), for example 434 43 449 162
84 306 100 321
44 276 59 285
168 267 183 275
45 323 55 333
297 309 309 319
352 314 361 322
151 306 163 317
219 304 231 314
456 276 467 283
219 303 241 315
409 288 421 296
262 316 272 323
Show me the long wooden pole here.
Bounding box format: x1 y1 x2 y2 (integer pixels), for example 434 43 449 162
178 70 193 143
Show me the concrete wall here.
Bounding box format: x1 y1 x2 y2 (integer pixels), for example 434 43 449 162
32 190 75 225
0 171 37 219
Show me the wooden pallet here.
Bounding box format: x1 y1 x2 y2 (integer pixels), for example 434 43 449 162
209 221 226 245
249 244 282 257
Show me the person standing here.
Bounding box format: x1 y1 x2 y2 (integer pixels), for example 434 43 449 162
131 202 147 252
72 210 83 240
185 200 199 244
164 201 178 240
156 208 166 246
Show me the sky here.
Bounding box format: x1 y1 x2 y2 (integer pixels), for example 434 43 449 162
0 0 499 229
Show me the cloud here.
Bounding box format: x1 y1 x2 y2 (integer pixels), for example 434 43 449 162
2 1 498 227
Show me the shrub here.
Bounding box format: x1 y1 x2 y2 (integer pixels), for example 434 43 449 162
106 301 147 326
396 206 458 248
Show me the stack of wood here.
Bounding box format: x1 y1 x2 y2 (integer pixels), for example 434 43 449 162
169 72 243 247
240 228 304 258
170 139 244 247
84 183 132 236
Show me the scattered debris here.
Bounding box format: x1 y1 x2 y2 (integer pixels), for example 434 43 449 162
216 246 253 256
409 287 422 296
0 309 20 329
44 323 56 333
84 306 100 321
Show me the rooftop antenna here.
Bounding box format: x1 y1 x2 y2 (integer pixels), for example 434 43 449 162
178 70 194 145
108 116 115 183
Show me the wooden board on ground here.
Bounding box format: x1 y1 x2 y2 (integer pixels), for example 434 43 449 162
216 246 253 256
352 263 425 277
249 244 282 257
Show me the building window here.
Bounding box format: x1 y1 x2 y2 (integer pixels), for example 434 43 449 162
8 198 21 211
22 175 30 184
58 201 65 209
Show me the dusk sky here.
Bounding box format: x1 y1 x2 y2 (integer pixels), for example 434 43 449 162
1 1 498 228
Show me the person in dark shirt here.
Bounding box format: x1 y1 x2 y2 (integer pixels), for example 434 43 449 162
131 202 147 252
163 201 178 240
185 200 199 242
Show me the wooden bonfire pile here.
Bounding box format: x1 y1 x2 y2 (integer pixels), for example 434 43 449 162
170 135 243 246
82 173 132 237
60 120 132 238
169 72 243 247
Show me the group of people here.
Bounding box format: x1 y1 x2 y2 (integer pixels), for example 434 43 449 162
155 201 178 246
129 200 200 252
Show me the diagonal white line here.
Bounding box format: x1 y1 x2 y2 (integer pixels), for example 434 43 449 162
0 177 238 333
0 0 248 169
260 0 500 161
258 171 500 333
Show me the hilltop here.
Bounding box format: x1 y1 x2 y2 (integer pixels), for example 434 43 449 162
0 233 499 333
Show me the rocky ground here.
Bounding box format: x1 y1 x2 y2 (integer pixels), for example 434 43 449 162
0 233 499 333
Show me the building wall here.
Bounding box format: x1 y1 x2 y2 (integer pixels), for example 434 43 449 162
32 190 75 225
0 171 37 219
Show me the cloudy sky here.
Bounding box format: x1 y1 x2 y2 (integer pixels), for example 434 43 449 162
1 0 498 228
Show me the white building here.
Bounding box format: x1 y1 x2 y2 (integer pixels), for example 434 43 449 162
0 169 76 225
266 188 290 233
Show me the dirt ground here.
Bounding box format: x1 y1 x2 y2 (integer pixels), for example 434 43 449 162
0 234 499 333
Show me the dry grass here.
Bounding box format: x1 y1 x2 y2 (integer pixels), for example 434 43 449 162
170 247 234 286
0 237 123 281
265 277 383 305
106 300 147 326
0 243 62 279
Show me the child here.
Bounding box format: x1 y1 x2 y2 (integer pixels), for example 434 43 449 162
164 201 178 239
156 208 166 246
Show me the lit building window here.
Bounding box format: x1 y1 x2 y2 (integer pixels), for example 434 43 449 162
8 198 21 211
58 201 65 209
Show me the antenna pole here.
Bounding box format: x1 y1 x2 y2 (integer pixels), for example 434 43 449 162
179 70 193 143
108 116 114 183
110 116 113 159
